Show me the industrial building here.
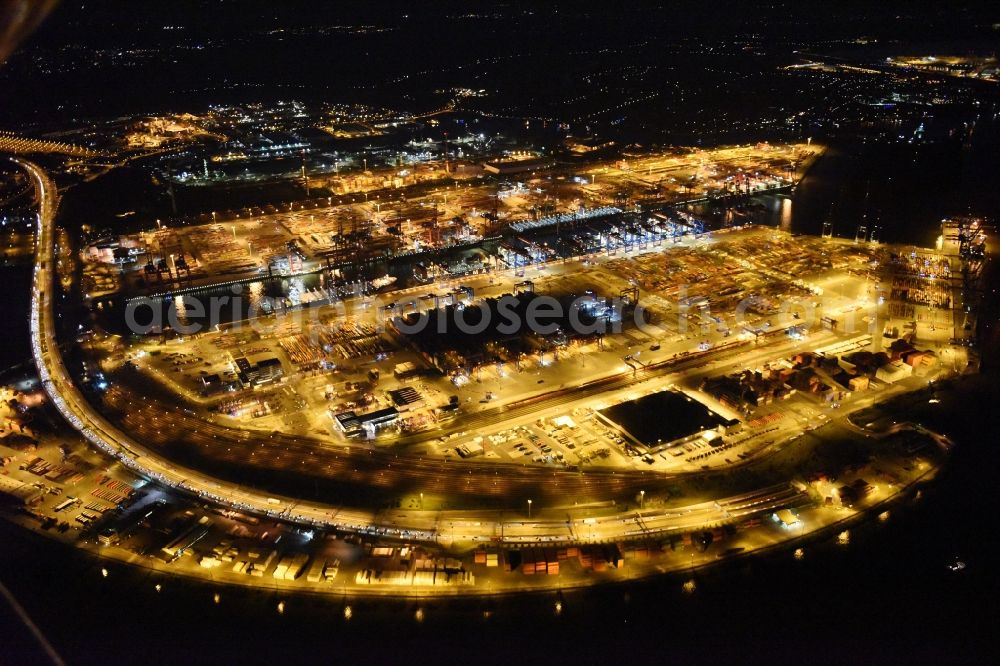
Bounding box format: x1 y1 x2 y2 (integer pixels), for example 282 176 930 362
234 356 285 387
597 390 736 454
0 475 44 505
334 407 399 437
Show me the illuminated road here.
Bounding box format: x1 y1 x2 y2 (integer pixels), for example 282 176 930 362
20 156 813 546
0 131 100 158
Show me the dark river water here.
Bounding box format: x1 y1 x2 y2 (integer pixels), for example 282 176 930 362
772 105 1000 246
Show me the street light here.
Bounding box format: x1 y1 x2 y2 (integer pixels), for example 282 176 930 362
527 499 533 518
640 490 645 509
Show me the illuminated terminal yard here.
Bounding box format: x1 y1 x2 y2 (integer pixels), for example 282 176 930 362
0 141 982 596
0 28 991 598
4 6 1000 663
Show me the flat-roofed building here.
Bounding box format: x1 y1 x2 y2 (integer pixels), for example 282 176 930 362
334 407 399 437
0 475 44 505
